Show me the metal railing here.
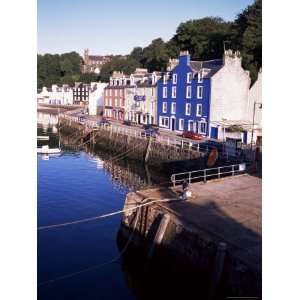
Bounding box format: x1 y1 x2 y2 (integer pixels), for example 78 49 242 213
170 163 246 187
59 114 216 154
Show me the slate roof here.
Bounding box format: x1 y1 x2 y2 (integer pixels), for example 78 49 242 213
190 58 223 78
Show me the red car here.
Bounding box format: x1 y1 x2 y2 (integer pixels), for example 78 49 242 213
181 131 204 140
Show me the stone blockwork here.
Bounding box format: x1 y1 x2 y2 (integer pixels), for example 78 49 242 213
59 119 203 167
120 189 261 298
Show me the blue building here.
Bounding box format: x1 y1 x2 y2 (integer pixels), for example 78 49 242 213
157 50 223 136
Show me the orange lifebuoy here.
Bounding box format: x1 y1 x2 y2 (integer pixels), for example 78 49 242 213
207 149 218 167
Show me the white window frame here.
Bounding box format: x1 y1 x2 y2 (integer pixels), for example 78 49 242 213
186 86 192 98
172 73 177 84
196 104 202 116
163 74 167 84
185 103 191 116
159 116 169 128
198 71 203 83
187 72 192 83
179 118 184 131
199 121 207 134
172 86 176 98
162 102 167 113
171 102 176 114
188 120 194 131
197 86 203 99
163 87 167 98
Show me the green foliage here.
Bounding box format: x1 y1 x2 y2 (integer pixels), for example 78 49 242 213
129 47 143 63
37 1 261 86
37 52 83 88
141 38 169 72
99 56 141 82
170 17 232 60
231 0 262 82
79 73 100 83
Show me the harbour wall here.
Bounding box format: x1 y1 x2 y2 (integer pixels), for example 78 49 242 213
119 190 261 299
59 118 206 169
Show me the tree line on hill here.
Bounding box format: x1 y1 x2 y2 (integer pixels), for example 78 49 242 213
37 0 261 88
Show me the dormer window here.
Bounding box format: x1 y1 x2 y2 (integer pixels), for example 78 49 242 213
198 71 203 83
163 74 167 84
187 72 192 83
172 74 177 84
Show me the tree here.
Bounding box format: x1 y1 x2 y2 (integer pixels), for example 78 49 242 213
100 56 141 82
169 17 232 60
129 47 143 64
232 0 262 82
141 38 169 72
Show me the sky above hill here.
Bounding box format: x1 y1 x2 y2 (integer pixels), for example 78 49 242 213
38 0 254 56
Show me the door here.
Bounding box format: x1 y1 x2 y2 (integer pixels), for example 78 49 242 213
210 127 218 139
171 118 176 131
243 131 248 144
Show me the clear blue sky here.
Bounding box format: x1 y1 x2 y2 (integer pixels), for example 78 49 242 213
38 0 254 56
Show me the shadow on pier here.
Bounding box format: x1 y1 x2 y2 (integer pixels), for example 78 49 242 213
117 183 262 300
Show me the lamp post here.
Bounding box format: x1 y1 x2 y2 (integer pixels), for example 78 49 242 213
250 102 262 151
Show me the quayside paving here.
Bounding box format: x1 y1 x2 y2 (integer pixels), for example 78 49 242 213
121 174 261 297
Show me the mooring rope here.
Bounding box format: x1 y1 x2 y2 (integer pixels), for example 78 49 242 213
38 197 178 287
38 202 143 287
37 197 178 231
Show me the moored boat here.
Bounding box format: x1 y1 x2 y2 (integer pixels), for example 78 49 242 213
37 145 61 154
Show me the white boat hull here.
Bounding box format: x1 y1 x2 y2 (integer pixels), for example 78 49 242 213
37 145 61 154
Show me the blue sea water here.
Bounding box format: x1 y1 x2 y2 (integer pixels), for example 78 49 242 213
37 148 139 299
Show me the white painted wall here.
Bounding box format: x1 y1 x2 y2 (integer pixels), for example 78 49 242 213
209 51 251 140
88 82 107 115
247 69 262 136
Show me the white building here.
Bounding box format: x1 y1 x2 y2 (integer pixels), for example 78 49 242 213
247 69 262 144
37 85 73 105
208 50 252 143
104 68 160 124
88 82 107 115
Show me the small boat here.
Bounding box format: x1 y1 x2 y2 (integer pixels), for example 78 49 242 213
37 136 49 141
37 145 61 154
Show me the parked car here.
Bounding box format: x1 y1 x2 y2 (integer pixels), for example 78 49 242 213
181 131 204 140
141 128 160 138
78 115 86 124
143 124 159 130
123 120 132 126
98 119 111 126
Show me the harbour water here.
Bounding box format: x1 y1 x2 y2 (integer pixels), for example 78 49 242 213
37 114 152 300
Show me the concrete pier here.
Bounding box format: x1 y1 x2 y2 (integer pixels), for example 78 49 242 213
121 174 262 298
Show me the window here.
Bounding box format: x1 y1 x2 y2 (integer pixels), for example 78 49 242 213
163 87 167 98
185 103 191 115
172 73 177 84
151 88 154 96
172 86 176 98
196 104 202 116
197 86 203 99
179 119 184 131
186 86 191 98
163 74 167 84
162 102 167 113
187 72 192 83
109 89 112 96
188 120 194 131
171 102 176 114
199 121 207 134
198 71 203 83
159 116 169 128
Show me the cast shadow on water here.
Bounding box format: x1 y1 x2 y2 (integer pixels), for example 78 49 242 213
116 187 261 300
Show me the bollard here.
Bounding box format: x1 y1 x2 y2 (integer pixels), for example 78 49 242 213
147 214 170 260
208 242 227 300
